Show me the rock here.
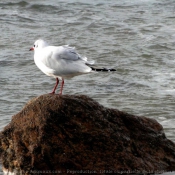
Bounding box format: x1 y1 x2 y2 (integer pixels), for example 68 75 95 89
0 94 175 175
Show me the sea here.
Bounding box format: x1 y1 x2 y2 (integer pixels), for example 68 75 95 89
0 0 175 174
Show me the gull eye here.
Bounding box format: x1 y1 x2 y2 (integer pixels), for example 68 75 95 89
34 44 35 47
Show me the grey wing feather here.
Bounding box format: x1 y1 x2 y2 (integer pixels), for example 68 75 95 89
54 45 81 61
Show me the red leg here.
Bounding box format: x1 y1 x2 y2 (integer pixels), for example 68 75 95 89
59 79 64 95
51 78 59 94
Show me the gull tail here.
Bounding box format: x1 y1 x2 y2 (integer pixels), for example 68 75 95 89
84 58 116 72
83 57 95 65
90 67 116 72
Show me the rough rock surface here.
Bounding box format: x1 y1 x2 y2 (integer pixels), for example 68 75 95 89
0 94 175 175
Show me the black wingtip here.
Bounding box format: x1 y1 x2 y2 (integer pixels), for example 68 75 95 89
103 67 116 71
91 67 116 72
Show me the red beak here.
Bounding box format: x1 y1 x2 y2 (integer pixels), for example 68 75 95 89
29 47 34 51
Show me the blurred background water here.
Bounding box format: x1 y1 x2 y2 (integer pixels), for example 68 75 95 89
0 0 175 174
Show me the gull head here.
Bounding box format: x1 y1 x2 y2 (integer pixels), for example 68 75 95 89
29 39 48 51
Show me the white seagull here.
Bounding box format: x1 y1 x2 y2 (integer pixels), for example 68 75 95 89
30 39 116 95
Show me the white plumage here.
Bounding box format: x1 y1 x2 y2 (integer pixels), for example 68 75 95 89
30 39 94 94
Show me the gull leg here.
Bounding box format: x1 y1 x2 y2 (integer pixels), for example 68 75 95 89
51 78 59 94
59 79 64 95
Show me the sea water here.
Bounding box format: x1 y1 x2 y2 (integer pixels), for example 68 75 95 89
0 0 175 174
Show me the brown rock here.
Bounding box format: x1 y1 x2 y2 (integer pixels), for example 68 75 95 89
0 94 175 175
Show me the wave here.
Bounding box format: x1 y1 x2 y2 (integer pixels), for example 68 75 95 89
28 4 59 12
0 1 28 7
0 1 60 14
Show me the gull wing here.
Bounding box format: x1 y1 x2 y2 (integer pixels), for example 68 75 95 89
39 45 92 77
52 45 81 61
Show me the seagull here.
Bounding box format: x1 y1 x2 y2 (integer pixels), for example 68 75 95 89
30 39 116 95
